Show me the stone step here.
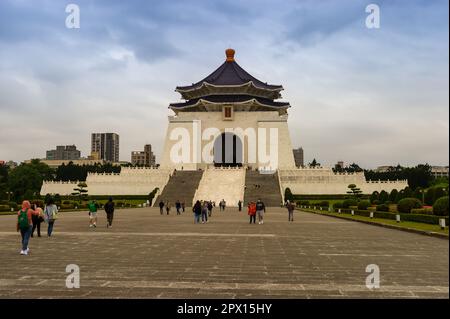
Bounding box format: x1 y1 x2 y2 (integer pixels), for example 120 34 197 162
154 170 204 207
243 170 282 207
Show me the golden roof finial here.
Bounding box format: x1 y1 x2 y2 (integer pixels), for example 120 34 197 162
225 48 235 62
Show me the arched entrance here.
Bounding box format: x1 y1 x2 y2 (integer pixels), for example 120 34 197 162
213 133 243 167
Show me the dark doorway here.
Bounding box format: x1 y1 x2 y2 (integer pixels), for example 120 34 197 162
213 133 243 167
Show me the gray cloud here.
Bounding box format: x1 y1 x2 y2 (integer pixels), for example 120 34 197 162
0 0 448 169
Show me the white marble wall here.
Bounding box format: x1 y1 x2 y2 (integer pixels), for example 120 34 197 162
159 111 296 170
279 168 408 195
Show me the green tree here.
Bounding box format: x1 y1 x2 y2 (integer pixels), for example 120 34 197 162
284 188 294 201
424 188 435 206
389 189 398 203
347 184 362 199
7 160 54 201
72 182 88 200
308 159 320 168
370 191 379 203
395 190 405 203
379 190 389 203
0 164 9 200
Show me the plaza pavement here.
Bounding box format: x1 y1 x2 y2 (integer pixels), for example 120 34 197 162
0 207 448 299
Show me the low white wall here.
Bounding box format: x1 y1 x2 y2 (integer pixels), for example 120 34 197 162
41 167 173 196
279 167 408 195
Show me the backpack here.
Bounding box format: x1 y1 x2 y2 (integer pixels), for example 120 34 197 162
18 209 29 230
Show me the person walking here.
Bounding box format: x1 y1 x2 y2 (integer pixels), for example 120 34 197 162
165 201 171 215
31 201 44 238
17 200 37 255
256 199 266 224
193 200 202 224
181 201 185 213
238 200 242 212
286 200 295 222
207 201 213 217
88 200 98 228
44 198 58 237
175 200 181 215
248 202 256 224
104 197 115 228
201 201 209 224
158 200 164 215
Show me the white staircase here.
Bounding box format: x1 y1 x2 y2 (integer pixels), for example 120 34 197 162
193 167 245 207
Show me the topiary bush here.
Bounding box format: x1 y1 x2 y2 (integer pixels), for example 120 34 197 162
333 202 343 209
397 198 422 214
357 200 371 210
376 204 389 212
411 208 433 215
298 200 309 206
342 199 358 209
433 196 449 216
371 200 380 205
319 201 329 207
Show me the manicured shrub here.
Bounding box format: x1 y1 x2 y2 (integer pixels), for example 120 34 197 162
379 190 389 203
357 200 371 210
376 204 389 212
410 208 433 215
0 205 10 211
319 201 329 207
433 188 446 205
402 214 448 225
284 188 294 201
388 189 398 203
370 191 379 203
397 198 422 214
297 200 309 206
371 200 380 205
60 203 75 210
424 188 435 206
342 199 358 208
333 202 343 209
433 196 449 216
8 202 18 210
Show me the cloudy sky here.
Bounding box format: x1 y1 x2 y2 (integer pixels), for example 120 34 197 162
0 0 448 169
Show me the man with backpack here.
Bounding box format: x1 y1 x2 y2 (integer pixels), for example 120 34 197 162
88 200 99 228
256 199 266 225
104 197 115 228
17 200 37 255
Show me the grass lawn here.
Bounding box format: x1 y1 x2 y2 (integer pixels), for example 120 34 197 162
301 209 449 236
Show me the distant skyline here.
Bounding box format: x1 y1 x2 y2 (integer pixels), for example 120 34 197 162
0 0 448 169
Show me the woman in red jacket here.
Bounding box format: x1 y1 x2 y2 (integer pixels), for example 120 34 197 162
248 202 256 224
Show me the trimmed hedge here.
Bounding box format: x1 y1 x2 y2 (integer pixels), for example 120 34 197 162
376 204 389 212
292 194 369 200
397 198 422 214
342 199 358 208
319 201 329 207
330 208 449 225
333 202 344 209
0 205 10 211
357 200 371 210
433 196 449 216
410 208 433 215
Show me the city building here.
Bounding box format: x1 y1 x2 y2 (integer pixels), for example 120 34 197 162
431 166 449 179
91 133 120 162
292 147 304 167
46 145 81 160
131 144 156 166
